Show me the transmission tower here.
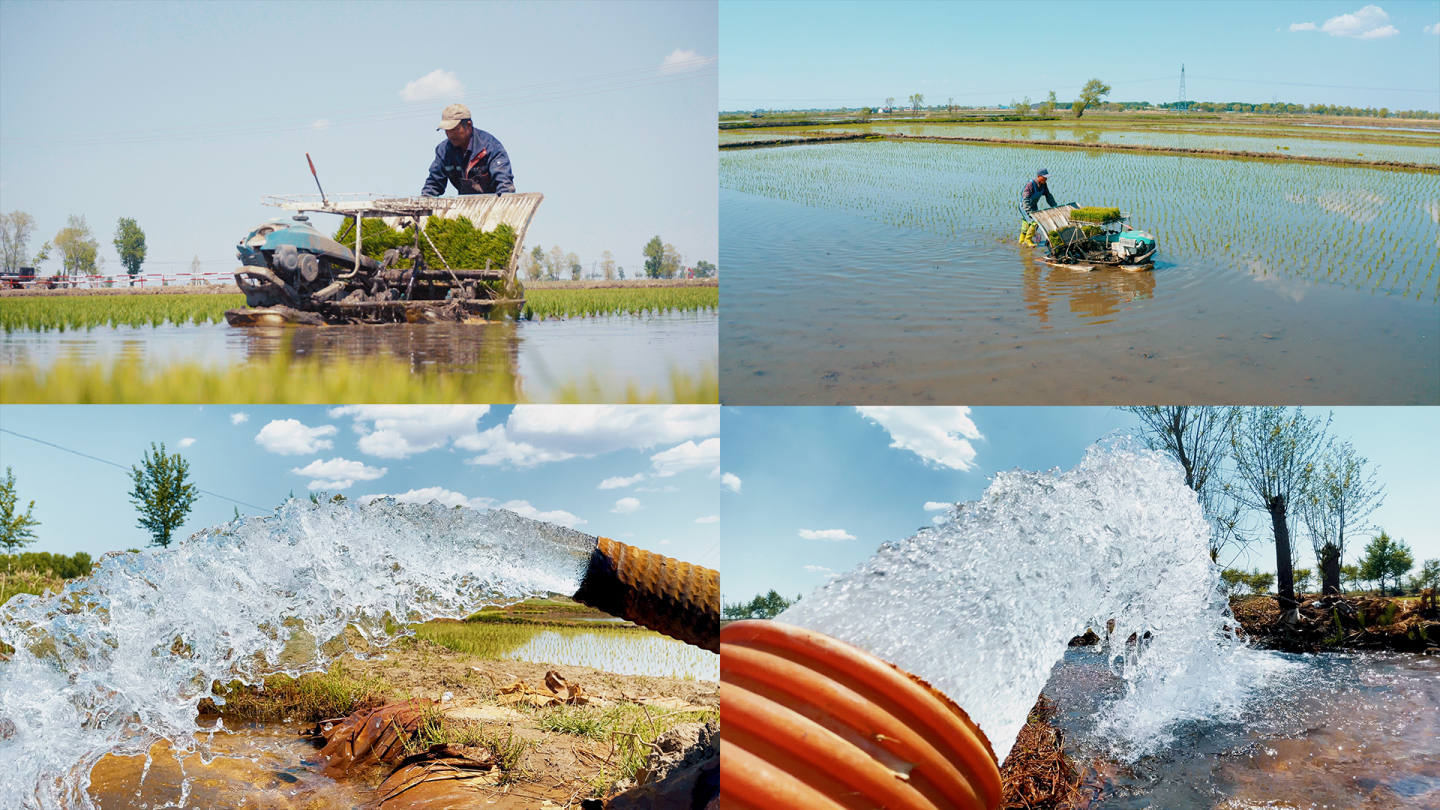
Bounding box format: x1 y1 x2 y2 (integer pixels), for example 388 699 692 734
1179 64 1186 112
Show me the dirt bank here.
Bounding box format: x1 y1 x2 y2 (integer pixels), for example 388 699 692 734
1229 593 1440 654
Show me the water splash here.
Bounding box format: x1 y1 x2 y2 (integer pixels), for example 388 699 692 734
0 499 596 809
778 437 1282 763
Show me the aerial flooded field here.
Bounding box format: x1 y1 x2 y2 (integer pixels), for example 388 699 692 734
0 284 718 403
719 125 1438 404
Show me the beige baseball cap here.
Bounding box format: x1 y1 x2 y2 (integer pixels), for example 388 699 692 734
437 103 471 130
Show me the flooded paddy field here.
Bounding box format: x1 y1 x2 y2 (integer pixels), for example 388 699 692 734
719 140 1438 404
0 311 717 403
1045 647 1440 809
721 118 1440 165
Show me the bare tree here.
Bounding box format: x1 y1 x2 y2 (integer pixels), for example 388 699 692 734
1124 406 1246 563
600 250 616 281
1300 442 1384 596
909 93 924 111
1229 407 1331 616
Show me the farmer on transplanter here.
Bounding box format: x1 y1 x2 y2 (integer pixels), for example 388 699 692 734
1018 168 1056 247
422 103 516 197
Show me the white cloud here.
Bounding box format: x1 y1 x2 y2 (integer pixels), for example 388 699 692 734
496 500 585 528
459 425 578 468
635 485 679 493
650 438 721 477
177 438 196 448
1425 22 1440 34
720 472 742 494
856 407 982 471
599 473 645 490
255 419 338 455
400 69 465 101
230 412 249 425
923 501 953 511
695 515 719 524
460 406 718 469
800 529 855 541
1293 5 1399 38
358 487 496 510
330 405 489 458
611 497 642 514
658 48 716 76
804 565 834 574
290 457 387 491
311 119 330 130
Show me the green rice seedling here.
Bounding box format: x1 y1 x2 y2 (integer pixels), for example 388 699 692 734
203 659 391 722
0 294 244 333
1069 206 1122 223
0 569 68 605
334 216 517 272
523 287 718 319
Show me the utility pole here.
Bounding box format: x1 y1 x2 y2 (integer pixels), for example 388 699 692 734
1179 64 1186 112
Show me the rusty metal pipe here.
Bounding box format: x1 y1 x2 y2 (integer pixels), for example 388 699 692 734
571 537 719 653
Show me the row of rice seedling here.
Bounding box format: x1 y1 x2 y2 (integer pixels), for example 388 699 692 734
414 620 718 680
0 287 717 332
720 141 1440 301
0 294 242 333
0 354 717 403
785 122 1440 164
522 286 718 319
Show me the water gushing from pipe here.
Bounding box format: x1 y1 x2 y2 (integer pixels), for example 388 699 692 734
0 499 596 809
778 437 1283 763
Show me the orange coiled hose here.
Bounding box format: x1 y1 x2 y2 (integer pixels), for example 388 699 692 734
721 619 1002 810
571 537 719 653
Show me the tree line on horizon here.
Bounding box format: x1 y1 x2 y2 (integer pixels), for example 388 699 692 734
520 236 715 282
1 210 152 280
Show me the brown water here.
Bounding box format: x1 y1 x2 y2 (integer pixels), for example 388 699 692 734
719 188 1438 404
1045 648 1440 809
86 720 378 809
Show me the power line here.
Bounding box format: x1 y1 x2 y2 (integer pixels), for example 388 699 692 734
0 428 269 511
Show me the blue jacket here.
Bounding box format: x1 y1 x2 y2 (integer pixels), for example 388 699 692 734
421 129 515 196
1021 178 1056 210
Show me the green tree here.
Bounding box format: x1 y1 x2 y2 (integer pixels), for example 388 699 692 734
1072 78 1112 119
1012 96 1032 117
643 235 664 279
661 243 682 279
1230 407 1331 616
1 211 37 272
54 215 102 276
722 589 800 620
128 442 200 549
32 241 51 273
600 250 616 281
1038 90 1058 117
1300 441 1384 596
113 217 147 281
694 260 717 279
546 245 565 281
1124 406 1245 562
1358 531 1413 596
1 466 41 557
566 251 582 281
1413 559 1440 593
526 245 545 281
908 92 924 111
1293 567 1314 595
885 97 895 111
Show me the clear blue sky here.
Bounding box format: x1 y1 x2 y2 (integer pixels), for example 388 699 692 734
721 1 1440 111
0 405 721 567
0 1 716 279
720 406 1440 604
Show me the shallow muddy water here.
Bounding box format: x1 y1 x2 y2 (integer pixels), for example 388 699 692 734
87 721 376 810
1045 648 1440 809
0 311 717 401
719 153 1437 404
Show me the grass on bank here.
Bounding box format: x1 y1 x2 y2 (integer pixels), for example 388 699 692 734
0 287 717 332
